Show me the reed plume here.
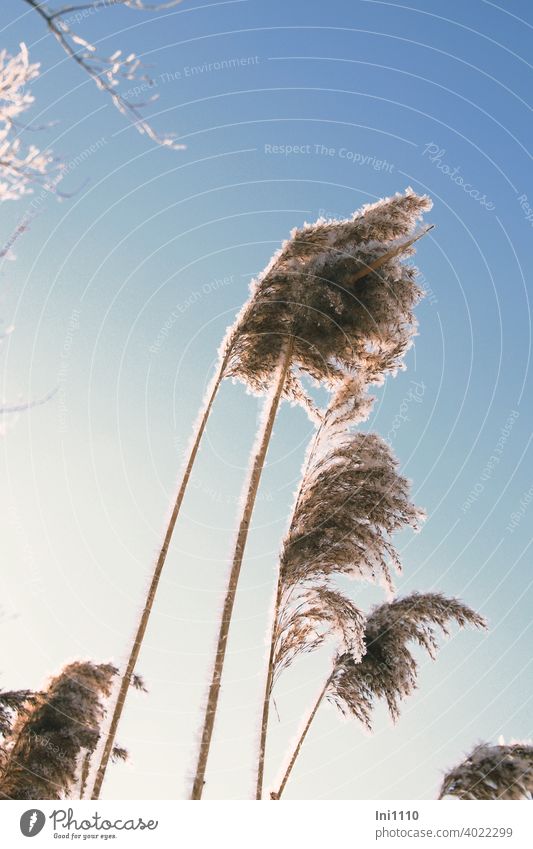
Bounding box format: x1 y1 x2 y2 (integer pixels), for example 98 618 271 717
226 189 433 396
0 662 117 799
273 593 485 799
328 594 485 727
0 689 33 738
0 688 34 777
278 427 421 594
0 662 144 800
255 373 423 797
190 190 433 798
439 742 533 800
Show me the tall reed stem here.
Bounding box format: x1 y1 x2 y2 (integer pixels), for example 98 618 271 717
79 751 91 799
91 355 228 799
255 582 283 799
190 336 295 800
272 670 334 800
255 412 329 799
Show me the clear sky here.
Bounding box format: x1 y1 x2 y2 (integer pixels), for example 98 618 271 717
0 0 532 800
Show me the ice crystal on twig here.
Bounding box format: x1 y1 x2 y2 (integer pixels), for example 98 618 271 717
0 44 54 200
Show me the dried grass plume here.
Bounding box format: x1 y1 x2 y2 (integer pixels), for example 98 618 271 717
439 742 533 800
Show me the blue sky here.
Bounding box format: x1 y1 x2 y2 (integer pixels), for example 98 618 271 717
0 0 532 800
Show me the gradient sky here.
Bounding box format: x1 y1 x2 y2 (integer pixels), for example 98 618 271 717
0 0 532 801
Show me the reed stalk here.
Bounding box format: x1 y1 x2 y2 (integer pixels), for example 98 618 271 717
190 336 294 799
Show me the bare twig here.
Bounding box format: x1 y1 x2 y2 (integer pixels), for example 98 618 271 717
21 0 185 148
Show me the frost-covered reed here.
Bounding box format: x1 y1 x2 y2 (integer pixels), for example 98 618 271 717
190 190 433 798
0 662 116 800
439 741 533 800
272 594 485 799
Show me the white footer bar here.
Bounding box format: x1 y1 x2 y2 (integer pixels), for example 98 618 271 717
1 799 531 848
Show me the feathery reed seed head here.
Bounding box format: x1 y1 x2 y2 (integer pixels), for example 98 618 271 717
329 593 486 729
274 582 365 682
0 689 33 737
221 189 432 401
439 742 533 800
0 661 117 800
272 375 419 682
280 431 422 592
